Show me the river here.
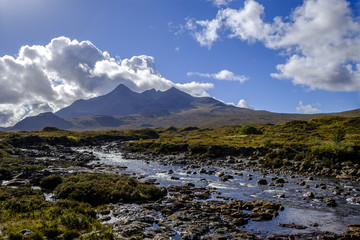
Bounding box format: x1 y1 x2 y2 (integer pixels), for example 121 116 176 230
83 146 360 236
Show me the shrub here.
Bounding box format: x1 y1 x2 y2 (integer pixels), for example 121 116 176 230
40 174 63 190
332 128 346 144
42 127 61 132
238 125 262 135
55 174 166 206
63 230 80 240
311 142 357 164
67 136 79 143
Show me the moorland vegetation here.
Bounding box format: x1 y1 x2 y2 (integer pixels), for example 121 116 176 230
0 115 359 239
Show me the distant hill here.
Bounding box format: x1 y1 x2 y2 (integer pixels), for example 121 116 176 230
333 108 360 118
10 112 73 131
6 84 360 131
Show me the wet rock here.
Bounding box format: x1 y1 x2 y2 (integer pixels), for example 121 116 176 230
353 196 360 204
144 179 157 185
278 223 307 229
100 216 112 221
278 193 286 198
275 178 285 184
304 191 314 198
184 182 195 188
153 234 169 240
298 181 306 186
342 224 360 239
220 174 233 182
20 229 33 236
299 161 312 171
216 195 230 200
100 209 111 215
257 179 268 185
226 156 235 163
215 171 225 177
333 189 342 196
195 191 211 200
324 198 337 207
168 169 174 174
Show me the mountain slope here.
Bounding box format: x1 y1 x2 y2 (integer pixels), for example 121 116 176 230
56 84 200 117
10 112 73 131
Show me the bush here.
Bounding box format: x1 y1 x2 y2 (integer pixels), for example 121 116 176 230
311 142 357 163
40 175 63 190
55 174 166 206
238 125 262 135
42 127 61 132
332 128 346 144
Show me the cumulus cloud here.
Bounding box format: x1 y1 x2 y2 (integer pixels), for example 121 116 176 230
187 69 248 83
296 101 321 114
0 37 213 127
237 99 253 109
186 0 360 91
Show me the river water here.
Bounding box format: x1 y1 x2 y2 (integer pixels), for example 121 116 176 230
84 147 360 236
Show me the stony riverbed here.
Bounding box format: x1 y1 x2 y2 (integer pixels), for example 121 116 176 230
2 142 360 239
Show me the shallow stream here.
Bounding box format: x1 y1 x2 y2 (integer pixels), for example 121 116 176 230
83 147 360 236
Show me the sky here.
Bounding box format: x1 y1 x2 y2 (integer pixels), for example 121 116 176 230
0 0 359 127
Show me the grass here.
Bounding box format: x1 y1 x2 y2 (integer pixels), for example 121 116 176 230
123 116 360 166
0 186 112 239
0 173 166 239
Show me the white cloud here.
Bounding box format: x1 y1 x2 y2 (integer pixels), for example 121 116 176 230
187 69 248 83
237 99 253 109
296 101 321 114
209 0 233 7
186 0 360 91
0 37 213 127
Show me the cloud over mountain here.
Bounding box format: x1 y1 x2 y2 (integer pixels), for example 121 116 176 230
186 0 360 91
296 101 321 114
187 70 248 83
237 99 253 109
0 37 213 127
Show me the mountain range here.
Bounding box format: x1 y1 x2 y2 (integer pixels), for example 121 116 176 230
6 84 360 131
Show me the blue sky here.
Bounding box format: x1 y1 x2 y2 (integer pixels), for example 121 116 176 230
0 0 359 126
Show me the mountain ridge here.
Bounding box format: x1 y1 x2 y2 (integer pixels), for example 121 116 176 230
5 84 360 131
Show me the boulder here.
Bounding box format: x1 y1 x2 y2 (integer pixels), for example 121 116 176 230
257 179 268 185
324 198 337 207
